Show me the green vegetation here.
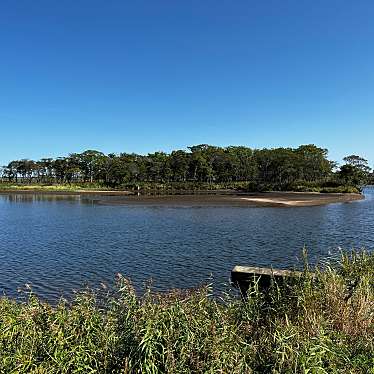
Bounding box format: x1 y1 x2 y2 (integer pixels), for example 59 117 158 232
1 145 371 193
0 182 113 192
287 181 361 194
1 251 373 373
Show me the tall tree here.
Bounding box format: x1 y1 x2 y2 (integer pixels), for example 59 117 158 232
339 155 371 187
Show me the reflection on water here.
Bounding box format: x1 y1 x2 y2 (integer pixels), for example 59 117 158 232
1 193 82 204
0 188 373 301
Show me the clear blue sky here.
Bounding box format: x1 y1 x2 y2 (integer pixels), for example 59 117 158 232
1 0 373 166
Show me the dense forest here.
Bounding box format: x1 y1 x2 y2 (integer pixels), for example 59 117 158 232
1 144 372 192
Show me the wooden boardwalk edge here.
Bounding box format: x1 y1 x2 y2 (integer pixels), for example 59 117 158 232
231 265 309 294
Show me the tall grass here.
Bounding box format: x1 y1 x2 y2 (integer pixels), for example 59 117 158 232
0 182 113 191
1 251 373 373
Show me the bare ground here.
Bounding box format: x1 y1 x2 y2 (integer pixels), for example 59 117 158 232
0 189 364 207
96 191 364 207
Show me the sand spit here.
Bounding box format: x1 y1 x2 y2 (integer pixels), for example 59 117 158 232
96 192 364 207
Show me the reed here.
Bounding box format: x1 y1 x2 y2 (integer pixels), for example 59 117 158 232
0 251 373 373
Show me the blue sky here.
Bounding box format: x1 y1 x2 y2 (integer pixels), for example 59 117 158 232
1 0 373 166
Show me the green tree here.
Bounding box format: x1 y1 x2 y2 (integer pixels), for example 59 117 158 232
338 155 371 187
76 150 105 183
169 150 190 182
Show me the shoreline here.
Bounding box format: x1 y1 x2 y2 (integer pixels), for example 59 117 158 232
98 192 364 207
0 189 364 207
0 189 133 196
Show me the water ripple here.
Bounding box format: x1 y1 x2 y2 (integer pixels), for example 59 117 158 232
0 188 373 301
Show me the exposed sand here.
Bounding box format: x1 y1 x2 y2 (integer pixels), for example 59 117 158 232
240 197 310 206
0 189 364 207
96 192 364 207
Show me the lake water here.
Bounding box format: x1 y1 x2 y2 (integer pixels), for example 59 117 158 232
1 187 373 301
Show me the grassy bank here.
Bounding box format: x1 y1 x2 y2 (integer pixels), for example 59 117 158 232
1 251 373 373
0 182 115 192
122 181 361 194
0 181 361 194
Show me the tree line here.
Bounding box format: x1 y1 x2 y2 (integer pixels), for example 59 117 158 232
1 144 372 191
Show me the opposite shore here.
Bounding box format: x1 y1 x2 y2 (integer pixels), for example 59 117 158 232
0 187 364 207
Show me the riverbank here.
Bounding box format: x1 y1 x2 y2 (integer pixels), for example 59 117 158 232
0 188 363 206
0 186 133 195
1 251 373 373
98 191 364 207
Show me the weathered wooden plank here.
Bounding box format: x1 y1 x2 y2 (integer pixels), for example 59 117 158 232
231 265 304 295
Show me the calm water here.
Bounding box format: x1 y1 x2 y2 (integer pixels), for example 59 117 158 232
1 188 374 300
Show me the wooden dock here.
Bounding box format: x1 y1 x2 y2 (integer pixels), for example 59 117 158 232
231 265 304 295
